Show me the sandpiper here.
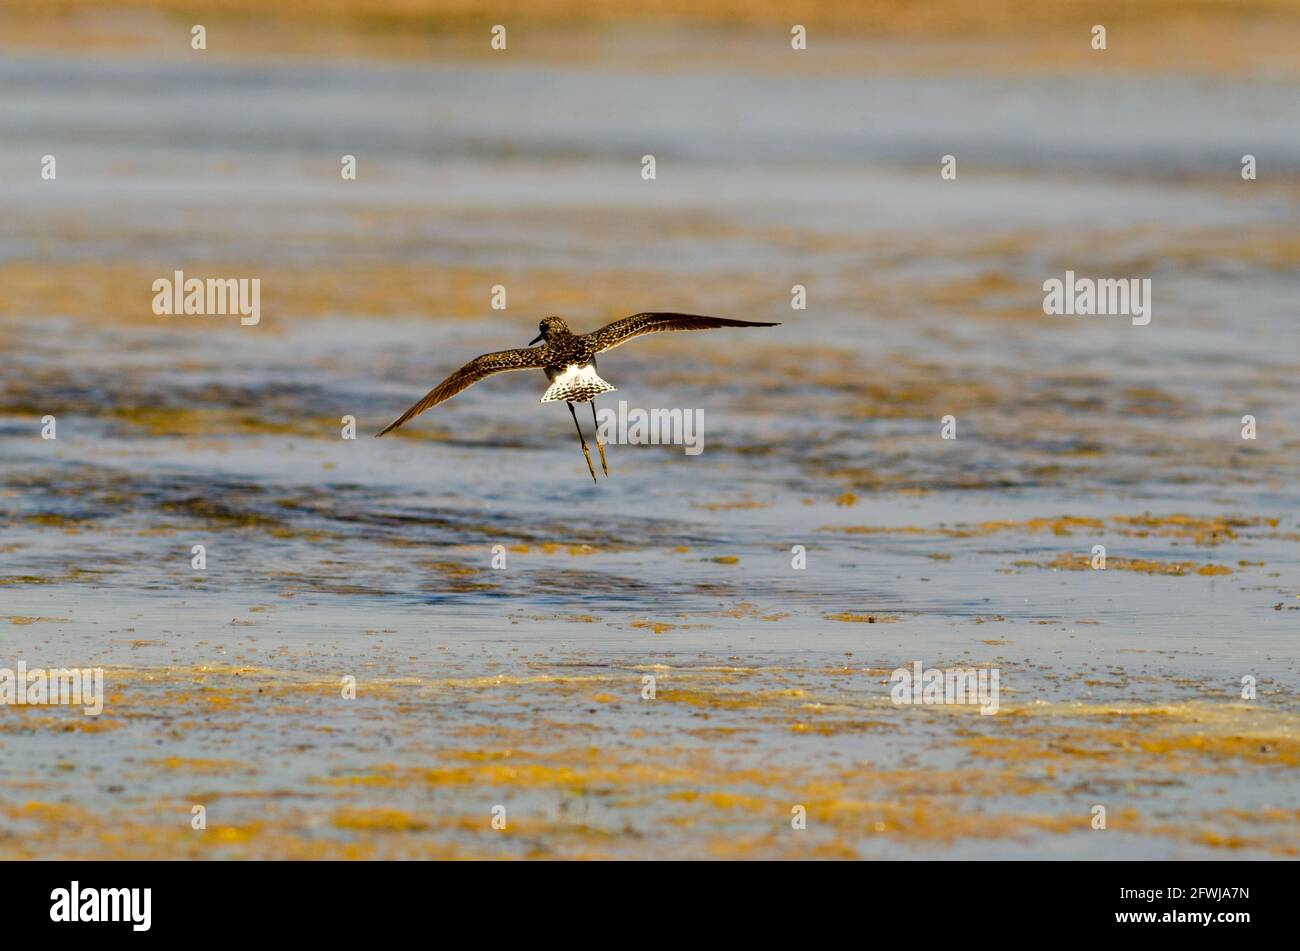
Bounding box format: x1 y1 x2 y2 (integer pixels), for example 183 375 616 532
376 312 779 481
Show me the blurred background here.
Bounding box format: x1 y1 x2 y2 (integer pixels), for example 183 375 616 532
0 1 1297 859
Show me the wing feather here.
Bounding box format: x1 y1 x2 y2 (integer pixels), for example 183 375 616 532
375 348 546 436
589 313 779 353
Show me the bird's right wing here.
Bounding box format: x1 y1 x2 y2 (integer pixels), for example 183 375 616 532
589 313 780 353
375 347 547 436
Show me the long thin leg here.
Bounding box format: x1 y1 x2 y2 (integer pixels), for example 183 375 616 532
590 399 608 477
567 401 597 484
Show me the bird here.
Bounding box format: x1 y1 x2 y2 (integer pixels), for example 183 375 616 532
375 313 780 482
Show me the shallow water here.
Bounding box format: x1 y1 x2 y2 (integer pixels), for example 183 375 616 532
1 30 1298 858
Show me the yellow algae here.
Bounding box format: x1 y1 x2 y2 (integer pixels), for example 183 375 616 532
202 693 245 708
705 602 787 621
999 700 1278 722
1136 734 1300 766
516 613 598 624
108 406 302 438
683 726 740 739
822 513 1279 546
1193 831 1250 850
630 620 675 634
962 704 1300 770
532 542 598 556
790 721 837 734
22 514 81 527
1222 807 1300 823
655 688 768 710
421 762 676 789
1045 553 1231 576
825 612 900 623
5 0 1300 63
149 757 250 774
5 654 1298 858
332 809 429 832
325 773 397 787
17 800 87 823
795 792 1080 842
439 672 607 690
417 561 479 577
211 824 263 843
442 749 515 762
1109 513 1272 546
0 712 121 734
667 790 768 811
710 556 740 564
320 758 699 792
968 515 1104 537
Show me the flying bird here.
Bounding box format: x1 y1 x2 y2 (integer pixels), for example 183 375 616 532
375 313 780 482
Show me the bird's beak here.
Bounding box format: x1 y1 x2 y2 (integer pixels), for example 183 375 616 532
529 333 544 345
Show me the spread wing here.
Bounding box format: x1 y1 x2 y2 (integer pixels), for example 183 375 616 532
589 313 780 353
375 348 546 436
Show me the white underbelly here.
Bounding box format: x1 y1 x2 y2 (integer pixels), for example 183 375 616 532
540 364 617 403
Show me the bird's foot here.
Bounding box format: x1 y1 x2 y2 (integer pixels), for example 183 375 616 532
595 438 609 477
580 444 597 484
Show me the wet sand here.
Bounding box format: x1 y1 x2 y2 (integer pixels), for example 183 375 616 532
1 13 1298 858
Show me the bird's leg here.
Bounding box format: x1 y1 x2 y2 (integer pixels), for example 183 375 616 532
589 399 608 477
567 402 597 484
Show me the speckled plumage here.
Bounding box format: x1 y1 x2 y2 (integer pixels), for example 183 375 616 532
376 312 779 437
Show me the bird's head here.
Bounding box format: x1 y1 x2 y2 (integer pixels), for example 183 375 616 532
529 316 569 346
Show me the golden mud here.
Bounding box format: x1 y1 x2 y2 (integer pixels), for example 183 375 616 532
1 662 1295 859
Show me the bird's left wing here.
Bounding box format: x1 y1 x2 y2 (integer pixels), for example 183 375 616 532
375 347 547 436
589 313 779 353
